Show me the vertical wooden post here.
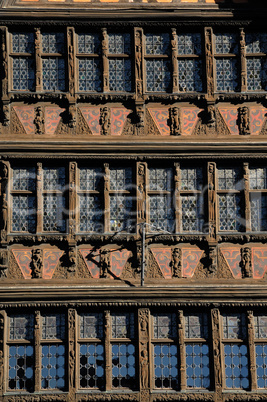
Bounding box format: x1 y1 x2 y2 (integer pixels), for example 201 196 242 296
102 29 109 93
34 310 41 392
247 310 257 391
240 28 247 93
69 162 77 239
171 28 178 93
243 162 251 232
67 27 75 100
178 310 186 390
137 162 147 231
35 28 42 93
208 162 216 241
205 27 214 98
211 308 223 402
134 28 143 100
0 26 8 100
104 310 111 390
68 308 76 397
139 308 150 402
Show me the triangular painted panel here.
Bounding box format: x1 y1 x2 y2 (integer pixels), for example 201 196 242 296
151 248 172 279
110 249 131 278
13 106 35 135
43 249 64 279
12 249 32 279
182 248 203 277
250 108 267 135
80 108 101 135
111 108 131 136
80 249 101 278
149 109 170 136
182 108 200 136
252 247 267 279
221 248 241 278
219 108 239 135
45 107 64 135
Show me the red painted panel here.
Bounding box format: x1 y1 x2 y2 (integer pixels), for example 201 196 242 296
80 249 101 278
221 248 241 278
151 248 172 279
45 107 64 135
110 249 131 278
182 248 203 277
80 107 101 135
219 108 239 135
250 108 267 135
182 108 200 136
110 108 130 136
252 247 267 279
14 106 35 134
149 109 170 136
12 249 32 279
43 249 63 279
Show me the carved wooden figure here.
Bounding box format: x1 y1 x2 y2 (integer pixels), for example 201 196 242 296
35 28 42 92
247 311 257 391
68 247 76 273
240 28 247 92
34 311 41 391
100 107 111 136
102 28 109 92
169 107 180 136
0 249 8 278
100 249 110 278
1 193 8 242
138 309 149 391
209 246 217 275
178 310 186 389
171 28 178 92
171 247 181 278
67 27 75 99
31 249 43 279
241 246 252 278
134 28 143 98
208 162 216 240
238 106 250 135
137 162 146 223
34 106 44 135
244 162 251 232
0 27 8 99
205 28 214 97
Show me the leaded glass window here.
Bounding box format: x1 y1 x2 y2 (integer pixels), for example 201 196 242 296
41 32 65 91
108 33 132 92
246 33 267 91
145 33 171 92
249 167 267 232
77 33 102 92
214 33 239 92
222 313 249 390
177 33 202 92
254 314 267 389
11 32 35 91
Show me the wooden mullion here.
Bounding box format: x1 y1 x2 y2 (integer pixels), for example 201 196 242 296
102 28 109 92
211 308 223 400
247 311 257 391
208 162 216 241
36 162 43 234
138 308 150 395
240 28 247 92
0 310 6 395
171 28 178 93
204 27 214 97
104 310 111 391
243 162 251 232
34 28 42 92
134 27 144 100
174 163 181 233
34 311 41 392
177 310 186 390
0 26 8 99
67 27 75 99
68 308 76 393
69 162 77 238
137 162 147 230
104 163 110 233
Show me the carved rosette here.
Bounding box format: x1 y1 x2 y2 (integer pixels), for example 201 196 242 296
241 247 252 278
205 28 214 97
100 107 111 136
169 107 181 136
247 311 257 391
178 310 186 389
137 162 147 225
138 309 149 394
208 162 216 241
34 106 45 135
171 247 181 278
68 309 75 392
238 106 250 135
134 28 143 100
67 27 75 99
211 308 222 396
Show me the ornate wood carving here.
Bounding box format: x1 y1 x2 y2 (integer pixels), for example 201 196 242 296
104 163 110 232
178 310 186 390
0 193 8 243
0 310 4 394
146 110 161 136
247 310 257 391
137 162 146 225
146 250 164 279
171 28 178 93
217 249 234 279
69 104 77 129
174 162 180 232
100 107 111 136
243 162 251 232
207 104 216 127
69 162 77 240
208 162 216 241
35 28 42 92
104 310 111 390
208 245 217 276
138 308 149 393
36 162 42 233
68 308 76 392
54 118 69 136
136 105 145 134
134 28 143 99
238 106 250 135
68 246 76 275
7 251 23 279
0 26 8 100
77 108 92 135
2 103 9 126
31 249 43 278
102 28 109 92
67 27 75 99
205 27 214 97
100 249 110 278
34 106 45 135
77 252 93 279
34 310 41 391
240 28 247 93
211 308 222 398
10 107 26 135
0 249 8 278
171 247 181 278
241 246 252 278
169 107 181 136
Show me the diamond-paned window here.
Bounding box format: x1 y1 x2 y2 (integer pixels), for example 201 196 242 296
246 33 267 91
11 32 35 91
111 313 135 339
153 313 177 339
42 314 65 340
214 33 239 92
77 33 102 92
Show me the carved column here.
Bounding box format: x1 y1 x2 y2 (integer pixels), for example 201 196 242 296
36 162 43 234
211 308 222 401
68 309 76 396
35 28 42 92
67 27 75 100
69 162 77 241
100 248 110 278
104 163 110 232
205 27 214 98
238 106 250 135
208 162 216 241
0 26 8 101
137 162 147 229
247 310 257 391
178 310 186 390
0 311 5 395
243 162 251 232
171 28 178 93
240 28 247 93
102 28 109 92
171 247 181 278
100 107 111 136
134 28 143 100
0 161 9 244
174 162 181 233
138 308 150 401
34 311 41 391
169 107 181 136
241 246 252 278
104 310 111 390
34 106 44 135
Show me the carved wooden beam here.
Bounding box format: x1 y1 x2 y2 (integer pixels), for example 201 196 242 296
104 310 111 390
204 27 214 99
69 161 77 241
211 308 222 400
137 162 147 229
243 162 251 232
171 28 178 93
247 310 257 391
34 310 41 391
138 308 149 394
178 310 186 390
68 308 76 393
35 28 42 93
240 28 247 93
67 27 75 100
134 27 143 100
208 162 216 241
102 29 109 93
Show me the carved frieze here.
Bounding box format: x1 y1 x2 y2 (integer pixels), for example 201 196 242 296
0 249 8 278
146 109 161 136
10 107 26 135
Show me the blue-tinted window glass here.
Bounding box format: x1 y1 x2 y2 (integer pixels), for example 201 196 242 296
146 59 171 92
41 344 65 390
8 345 34 391
149 195 174 233
216 58 238 92
112 343 135 388
250 194 267 232
215 33 238 54
108 33 131 54
78 33 101 54
256 344 267 388
154 344 178 389
177 33 202 56
246 33 267 54
247 58 267 91
186 343 210 389
79 195 102 233
42 33 65 54
13 58 35 91
79 59 102 92
149 168 172 191
109 59 132 92
224 344 249 389
12 32 34 53
80 344 105 389
178 59 202 92
12 195 36 233
146 33 170 55
42 58 65 91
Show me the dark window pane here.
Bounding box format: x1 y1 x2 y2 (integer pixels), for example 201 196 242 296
42 58 65 91
153 313 177 339
181 195 204 232
80 313 103 339
42 313 65 340
256 344 267 388
186 343 210 388
42 32 65 53
13 167 36 191
13 58 35 91
177 33 202 56
247 58 267 91
10 314 34 340
149 168 172 191
112 343 135 389
215 33 238 54
224 344 249 389
79 195 103 233
43 194 66 232
12 32 34 53
146 59 171 92
108 33 131 54
154 344 178 389
8 345 34 391
184 313 208 339
181 167 203 191
78 33 101 54
146 33 170 55
80 343 104 389
43 167 65 191
216 58 238 92
12 195 36 233
218 168 242 190
41 344 65 390
109 59 132 92
149 195 174 233
250 194 267 232
223 314 247 340
111 313 134 339
79 59 102 92
178 59 202 92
